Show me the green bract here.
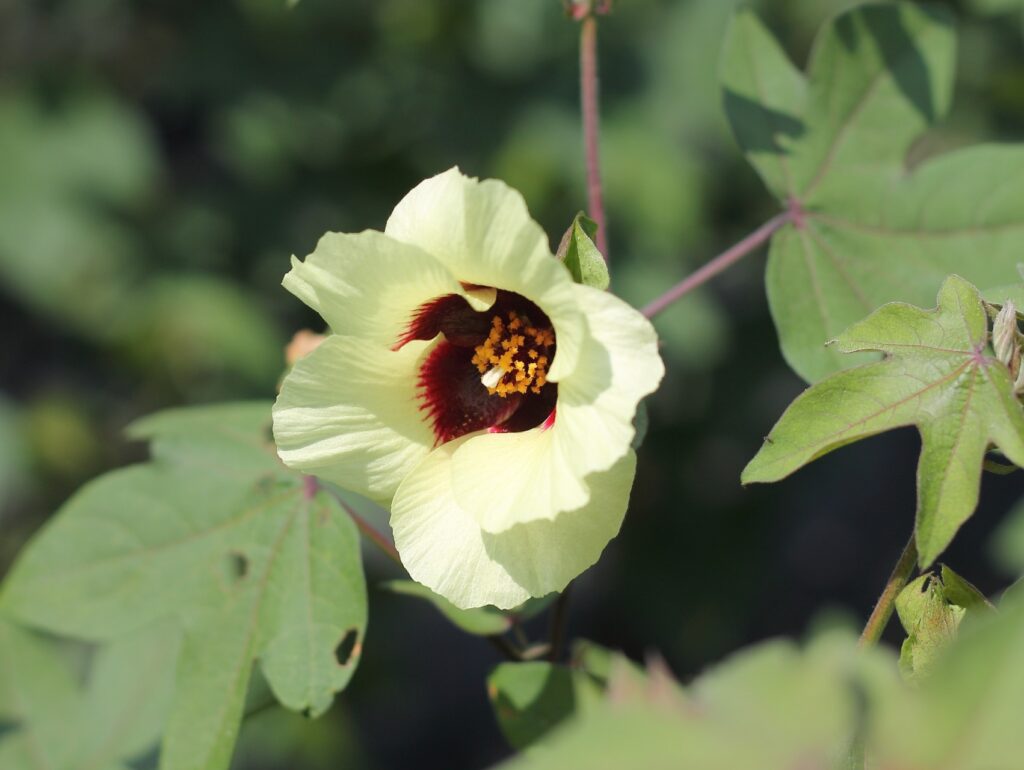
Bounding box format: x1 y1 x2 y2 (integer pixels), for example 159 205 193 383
722 2 1024 383
273 168 664 609
896 566 992 682
743 276 1024 568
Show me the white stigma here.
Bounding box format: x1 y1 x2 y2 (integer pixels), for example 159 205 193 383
480 365 505 390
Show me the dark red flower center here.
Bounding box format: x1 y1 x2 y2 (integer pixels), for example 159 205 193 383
397 289 558 444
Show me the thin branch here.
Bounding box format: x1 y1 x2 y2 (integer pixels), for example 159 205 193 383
487 634 524 661
641 211 792 319
579 13 608 260
311 477 404 568
859 532 918 648
548 583 573 662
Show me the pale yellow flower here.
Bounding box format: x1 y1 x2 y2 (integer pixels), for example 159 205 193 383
273 168 664 609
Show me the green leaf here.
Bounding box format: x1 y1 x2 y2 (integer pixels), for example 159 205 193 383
487 662 603 750
721 4 1024 382
0 620 179 770
743 276 1024 567
381 580 511 636
939 565 994 615
0 402 368 770
570 639 646 687
556 212 610 291
495 632 888 769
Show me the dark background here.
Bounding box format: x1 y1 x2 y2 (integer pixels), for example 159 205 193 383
2 0 1023 767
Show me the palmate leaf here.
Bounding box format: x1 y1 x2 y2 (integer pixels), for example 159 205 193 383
743 276 1024 567
721 2 1024 383
0 402 367 770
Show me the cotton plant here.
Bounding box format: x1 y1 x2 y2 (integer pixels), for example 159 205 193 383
6 2 1024 769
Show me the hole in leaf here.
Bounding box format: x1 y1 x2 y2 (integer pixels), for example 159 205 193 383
0 718 19 739
127 745 160 770
223 551 249 584
335 629 359 666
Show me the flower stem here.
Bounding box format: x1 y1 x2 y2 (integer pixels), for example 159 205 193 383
487 634 525 662
640 210 792 319
548 583 573 662
579 13 608 261
858 532 918 648
312 478 404 568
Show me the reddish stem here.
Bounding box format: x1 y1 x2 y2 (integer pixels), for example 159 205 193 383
640 211 792 319
309 476 404 568
580 14 608 261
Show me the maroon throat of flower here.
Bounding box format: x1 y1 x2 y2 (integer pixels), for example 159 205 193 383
395 288 558 444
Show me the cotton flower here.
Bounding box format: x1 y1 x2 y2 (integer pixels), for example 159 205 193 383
272 168 664 609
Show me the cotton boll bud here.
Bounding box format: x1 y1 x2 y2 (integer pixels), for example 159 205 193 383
993 300 1020 373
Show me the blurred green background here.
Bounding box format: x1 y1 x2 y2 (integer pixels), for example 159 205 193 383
2 0 1024 767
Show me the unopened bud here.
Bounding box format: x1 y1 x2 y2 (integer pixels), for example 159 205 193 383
285 329 325 366
993 300 1019 370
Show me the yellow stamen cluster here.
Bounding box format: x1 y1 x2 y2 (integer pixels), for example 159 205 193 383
471 311 554 397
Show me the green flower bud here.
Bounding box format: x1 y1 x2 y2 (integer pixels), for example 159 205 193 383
993 299 1020 371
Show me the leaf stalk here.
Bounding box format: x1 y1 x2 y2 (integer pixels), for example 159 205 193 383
858 532 918 648
315 479 405 568
641 210 792 319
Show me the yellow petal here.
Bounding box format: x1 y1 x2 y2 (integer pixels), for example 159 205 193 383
451 284 664 533
385 167 585 381
391 437 637 610
273 335 435 505
283 230 472 348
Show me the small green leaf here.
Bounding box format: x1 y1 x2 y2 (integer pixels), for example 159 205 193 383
487 662 602 750
721 5 1024 383
743 276 1024 568
939 565 994 615
381 580 511 636
570 639 645 687
0 402 368 770
557 212 609 290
